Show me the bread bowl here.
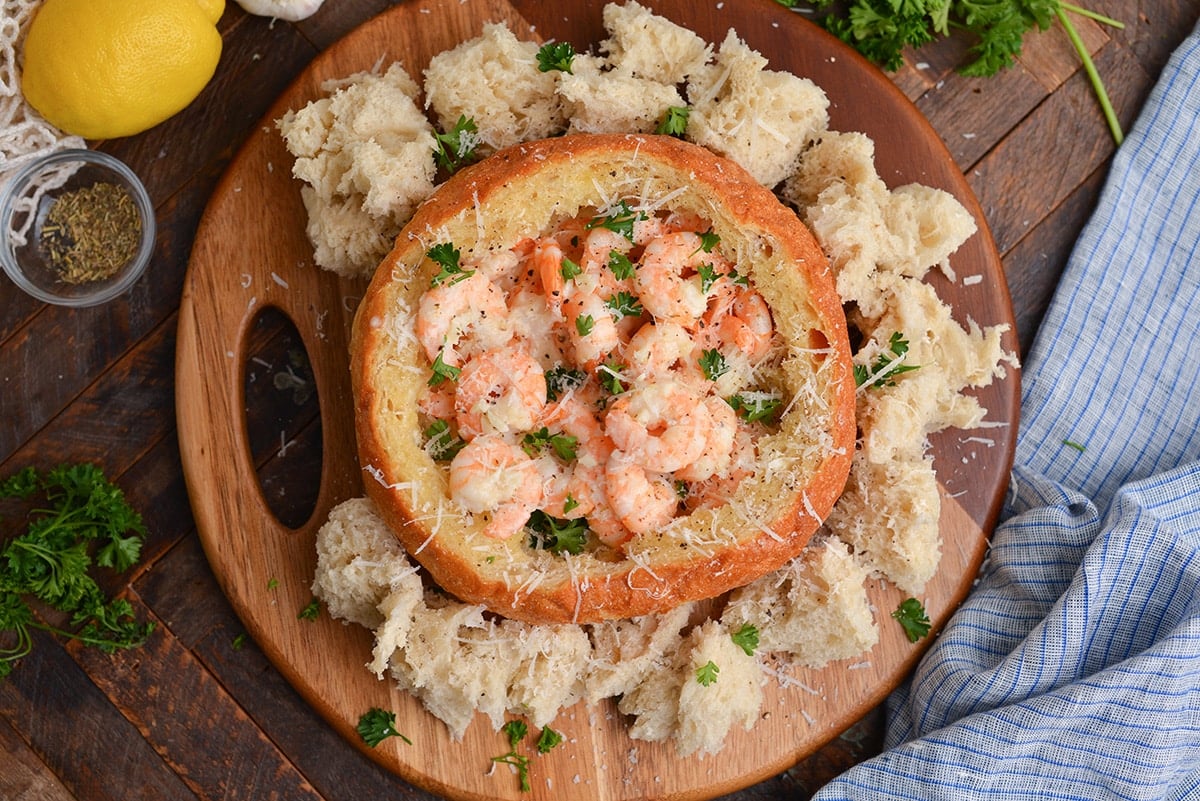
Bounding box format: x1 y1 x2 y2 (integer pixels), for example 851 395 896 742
349 132 855 623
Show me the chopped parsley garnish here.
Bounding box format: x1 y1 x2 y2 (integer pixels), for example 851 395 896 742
0 464 154 679
560 256 582 281
727 266 749 286
892 597 931 642
563 495 580 514
696 660 720 686
575 314 595 336
433 115 481 173
605 291 643 319
545 365 587 401
424 419 466 461
699 348 729 381
428 242 472 286
674 479 689 499
698 227 721 253
427 349 461 387
606 250 635 280
356 707 413 748
536 41 576 73
298 597 321 621
526 511 588 555
656 105 690 136
522 427 579 461
698 262 721 294
536 726 564 753
502 719 528 747
586 200 645 242
854 332 920 388
731 623 760 656
598 361 627 395
727 393 783 424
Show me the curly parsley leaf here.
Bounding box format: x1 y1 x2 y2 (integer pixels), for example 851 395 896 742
536 726 564 754
696 660 720 686
731 623 760 656
536 41 576 73
545 366 587 401
575 313 595 337
433 115 481 173
586 200 646 242
298 597 321 621
656 105 690 136
428 242 473 286
427 349 462 387
0 464 153 679
527 511 588 555
606 250 635 281
424 419 466 461
699 348 729 381
356 707 413 748
727 393 783 424
605 291 643 319
522 427 579 461
892 597 932 642
854 332 920 388
598 361 628 395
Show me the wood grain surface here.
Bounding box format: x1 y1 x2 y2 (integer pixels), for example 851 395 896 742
3 1 1198 800
177 2 1014 799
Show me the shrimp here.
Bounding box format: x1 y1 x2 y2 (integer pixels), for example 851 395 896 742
562 290 621 369
635 232 709 326
606 451 678 534
586 496 634 547
625 321 699 382
533 238 570 318
702 284 775 362
683 423 757 511
417 382 456 420
449 434 543 539
416 271 509 366
674 395 739 482
471 247 524 293
604 379 711 473
454 348 547 438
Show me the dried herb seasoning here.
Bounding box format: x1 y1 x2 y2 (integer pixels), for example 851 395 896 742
40 181 141 283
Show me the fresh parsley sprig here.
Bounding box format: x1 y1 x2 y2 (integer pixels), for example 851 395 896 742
526 511 588 555
854 332 919 389
892 597 932 642
586 200 646 242
536 41 576 73
428 242 473 286
0 464 154 679
433 115 481 173
793 0 1125 143
356 707 413 748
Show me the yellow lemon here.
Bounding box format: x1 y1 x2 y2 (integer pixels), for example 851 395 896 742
21 0 224 140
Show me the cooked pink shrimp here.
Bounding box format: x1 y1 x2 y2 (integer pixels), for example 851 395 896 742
605 379 711 473
562 290 621 368
580 227 633 275
449 435 543 539
625 321 699 382
471 247 525 293
674 395 738 482
533 238 569 318
606 451 678 534
683 424 757 511
417 382 456 420
585 496 634 547
702 284 775 361
416 272 509 365
635 232 709 326
454 348 547 438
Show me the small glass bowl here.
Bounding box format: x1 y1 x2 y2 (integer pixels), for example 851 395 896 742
0 148 155 307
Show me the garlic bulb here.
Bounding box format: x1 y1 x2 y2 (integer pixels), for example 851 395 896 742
234 0 325 21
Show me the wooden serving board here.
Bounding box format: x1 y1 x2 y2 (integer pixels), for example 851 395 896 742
176 1 1019 799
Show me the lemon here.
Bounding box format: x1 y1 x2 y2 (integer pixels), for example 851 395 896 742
21 0 224 140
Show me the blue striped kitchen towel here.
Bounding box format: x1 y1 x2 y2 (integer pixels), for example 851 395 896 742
814 21 1200 801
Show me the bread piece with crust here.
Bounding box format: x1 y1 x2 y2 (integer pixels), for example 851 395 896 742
350 133 855 624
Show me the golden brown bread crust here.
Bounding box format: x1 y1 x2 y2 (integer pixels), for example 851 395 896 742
350 133 855 624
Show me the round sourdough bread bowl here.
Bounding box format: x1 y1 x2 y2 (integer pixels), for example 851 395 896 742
349 133 855 624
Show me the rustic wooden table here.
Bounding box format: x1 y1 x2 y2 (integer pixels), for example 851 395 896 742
2 1 1196 799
